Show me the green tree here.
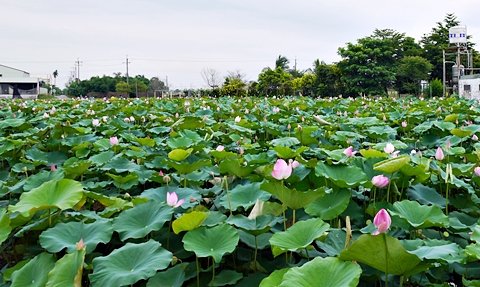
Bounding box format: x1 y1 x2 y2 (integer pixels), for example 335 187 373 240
312 60 344 97
338 36 397 96
396 56 433 95
115 81 130 93
221 77 247 97
148 77 167 92
275 55 290 71
420 14 461 81
257 67 293 97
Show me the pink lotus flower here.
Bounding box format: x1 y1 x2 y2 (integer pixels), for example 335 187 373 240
51 164 56 171
372 209 391 235
92 119 100 126
473 134 478 141
110 136 119 146
435 147 444 161
401 121 407 128
216 145 225 152
290 159 300 169
384 143 395 154
446 140 451 149
343 146 357 157
474 167 480 177
271 159 292 180
372 175 389 188
167 192 185 208
159 170 164 176
235 116 241 123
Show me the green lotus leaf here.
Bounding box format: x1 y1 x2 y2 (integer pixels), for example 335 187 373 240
444 114 458 122
209 270 243 286
359 149 387 158
451 128 472 138
269 218 329 256
373 156 410 174
316 229 346 256
39 219 113 254
227 214 281 236
46 245 86 287
220 182 271 211
0 208 11 245
259 268 290 287
25 147 48 163
260 180 325 210
136 137 156 147
89 151 115 166
8 179 84 216
163 157 211 174
63 159 92 179
465 243 480 261
273 146 308 159
339 234 430 277
238 230 273 250
146 264 186 287
407 184 445 209
315 161 369 188
90 240 172 287
168 148 193 161
140 186 201 209
304 188 351 220
112 200 174 241
390 200 449 229
405 239 464 264
269 137 300 147
219 158 257 178
183 224 239 263
279 257 361 287
434 121 455 131
10 253 56 287
107 172 139 190
101 157 140 173
172 211 209 234
23 171 65 192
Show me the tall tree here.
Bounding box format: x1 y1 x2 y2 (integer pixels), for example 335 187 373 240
275 55 290 71
338 36 396 96
420 14 461 81
396 56 433 95
257 67 293 97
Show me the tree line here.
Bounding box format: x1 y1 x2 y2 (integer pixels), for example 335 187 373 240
66 14 479 98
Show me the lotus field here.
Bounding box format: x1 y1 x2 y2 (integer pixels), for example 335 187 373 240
2 95 480 287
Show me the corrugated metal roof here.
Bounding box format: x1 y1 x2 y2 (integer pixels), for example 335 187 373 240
460 74 480 80
0 77 39 84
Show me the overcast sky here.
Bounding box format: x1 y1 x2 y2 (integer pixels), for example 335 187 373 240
2 0 479 90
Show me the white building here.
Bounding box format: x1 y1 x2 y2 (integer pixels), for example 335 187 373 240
459 74 480 99
0 64 40 99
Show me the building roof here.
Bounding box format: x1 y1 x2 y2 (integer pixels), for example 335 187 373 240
0 77 39 84
460 74 480 80
0 64 29 74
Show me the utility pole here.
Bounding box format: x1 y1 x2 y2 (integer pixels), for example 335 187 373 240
123 55 130 85
294 55 297 71
75 58 82 83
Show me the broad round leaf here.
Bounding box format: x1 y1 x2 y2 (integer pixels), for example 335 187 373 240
373 156 410 174
39 219 113 254
390 200 449 229
269 218 329 255
260 180 325 210
220 182 271 211
227 214 281 236
11 253 56 287
9 179 84 216
279 257 362 287
183 224 239 263
168 148 193 161
172 211 209 234
304 188 350 220
259 268 290 287
209 270 243 286
90 240 172 287
339 234 429 277
146 264 186 287
0 208 11 245
315 162 369 188
46 247 86 287
112 200 174 241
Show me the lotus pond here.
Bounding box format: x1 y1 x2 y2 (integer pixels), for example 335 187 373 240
1 95 480 286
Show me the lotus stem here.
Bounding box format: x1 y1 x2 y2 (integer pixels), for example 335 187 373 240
399 275 404 287
254 236 258 272
196 256 200 287
383 233 389 287
292 209 296 225
212 256 215 285
446 182 449 216
281 181 287 231
224 176 232 216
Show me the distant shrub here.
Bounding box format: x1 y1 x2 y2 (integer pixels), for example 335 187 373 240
423 78 443 97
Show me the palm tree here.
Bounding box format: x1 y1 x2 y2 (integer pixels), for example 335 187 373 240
53 70 58 87
275 55 290 70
